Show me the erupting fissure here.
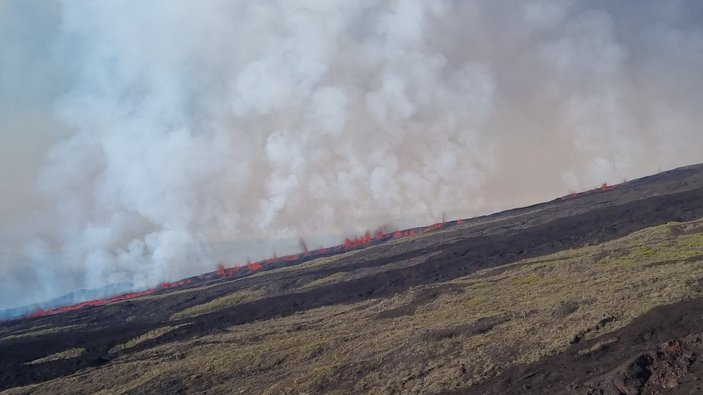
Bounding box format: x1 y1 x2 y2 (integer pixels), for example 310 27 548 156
20 221 465 319
20 180 623 321
561 181 620 200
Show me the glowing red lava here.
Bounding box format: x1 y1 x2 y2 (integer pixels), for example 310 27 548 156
25 217 473 320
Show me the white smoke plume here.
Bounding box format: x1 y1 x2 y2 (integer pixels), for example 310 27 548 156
1 0 702 308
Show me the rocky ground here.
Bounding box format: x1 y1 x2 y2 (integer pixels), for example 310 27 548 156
2 164 703 394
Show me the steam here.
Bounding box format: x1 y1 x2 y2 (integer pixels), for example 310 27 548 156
2 0 703 308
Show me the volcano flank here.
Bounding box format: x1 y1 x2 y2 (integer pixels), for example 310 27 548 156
3 164 703 394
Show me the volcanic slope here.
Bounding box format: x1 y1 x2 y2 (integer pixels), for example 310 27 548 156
2 164 703 394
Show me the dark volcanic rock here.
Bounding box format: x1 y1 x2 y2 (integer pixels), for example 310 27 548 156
460 298 703 395
3 164 703 392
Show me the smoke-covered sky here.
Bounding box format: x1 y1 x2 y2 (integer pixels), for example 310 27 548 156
1 0 702 309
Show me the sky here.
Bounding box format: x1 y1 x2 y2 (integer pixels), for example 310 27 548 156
1 0 702 309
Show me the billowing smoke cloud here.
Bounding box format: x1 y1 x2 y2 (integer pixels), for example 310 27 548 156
1 0 702 308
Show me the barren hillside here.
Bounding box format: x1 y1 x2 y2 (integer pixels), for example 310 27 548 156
3 164 703 394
